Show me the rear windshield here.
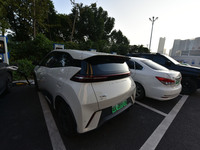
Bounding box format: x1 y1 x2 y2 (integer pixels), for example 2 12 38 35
80 56 130 76
141 59 168 71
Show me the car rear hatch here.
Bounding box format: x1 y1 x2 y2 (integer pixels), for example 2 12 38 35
71 55 135 110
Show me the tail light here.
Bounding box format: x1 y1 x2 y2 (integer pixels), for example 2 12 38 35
155 76 175 85
71 72 130 82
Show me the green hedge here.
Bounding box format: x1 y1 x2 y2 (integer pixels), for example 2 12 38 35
11 59 35 81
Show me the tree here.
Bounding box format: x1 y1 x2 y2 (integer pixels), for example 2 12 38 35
71 3 115 43
2 0 54 41
0 0 10 35
109 30 130 55
129 45 150 54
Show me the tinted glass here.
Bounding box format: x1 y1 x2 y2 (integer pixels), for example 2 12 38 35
40 52 75 68
126 60 135 69
162 54 180 65
141 59 168 70
152 55 168 66
127 60 143 70
79 56 130 76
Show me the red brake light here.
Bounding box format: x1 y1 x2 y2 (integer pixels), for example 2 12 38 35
155 76 175 85
71 72 130 82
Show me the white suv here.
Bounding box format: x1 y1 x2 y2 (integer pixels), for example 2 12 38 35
34 49 136 135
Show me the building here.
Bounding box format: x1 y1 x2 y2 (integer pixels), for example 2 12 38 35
171 37 200 57
157 37 166 54
170 37 200 67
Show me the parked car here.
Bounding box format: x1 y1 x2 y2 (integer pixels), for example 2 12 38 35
34 49 136 135
127 53 200 95
0 58 13 96
126 57 182 100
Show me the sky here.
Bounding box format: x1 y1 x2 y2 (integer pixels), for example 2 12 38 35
51 0 200 54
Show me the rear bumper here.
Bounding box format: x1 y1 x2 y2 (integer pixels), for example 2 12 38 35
146 85 182 101
98 96 134 127
78 95 135 133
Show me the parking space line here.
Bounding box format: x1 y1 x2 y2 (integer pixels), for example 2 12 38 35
139 95 189 150
38 92 66 150
135 101 167 117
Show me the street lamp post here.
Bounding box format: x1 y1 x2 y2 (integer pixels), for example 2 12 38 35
149 16 158 51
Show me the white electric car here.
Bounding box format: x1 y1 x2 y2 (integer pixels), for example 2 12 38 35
34 49 136 135
126 57 182 101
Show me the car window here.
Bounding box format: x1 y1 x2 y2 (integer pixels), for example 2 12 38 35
162 54 180 65
141 59 168 70
79 56 130 76
126 60 135 69
135 62 143 70
40 52 75 68
152 55 168 66
127 60 143 70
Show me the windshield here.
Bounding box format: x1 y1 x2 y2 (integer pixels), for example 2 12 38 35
141 59 168 71
162 54 180 65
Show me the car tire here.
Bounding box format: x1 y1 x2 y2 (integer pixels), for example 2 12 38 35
181 78 197 95
58 102 77 136
6 73 12 92
135 82 145 100
33 73 39 90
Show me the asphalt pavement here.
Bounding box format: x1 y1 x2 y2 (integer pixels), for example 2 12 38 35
0 85 200 150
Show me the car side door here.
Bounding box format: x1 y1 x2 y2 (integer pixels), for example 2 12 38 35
40 52 74 101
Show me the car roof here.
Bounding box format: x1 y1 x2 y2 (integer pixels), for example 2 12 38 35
52 49 123 60
129 56 150 61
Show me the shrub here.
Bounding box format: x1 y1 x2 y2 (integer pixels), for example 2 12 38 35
11 59 35 81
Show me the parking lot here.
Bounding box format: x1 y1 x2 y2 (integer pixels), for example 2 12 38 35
1 84 200 150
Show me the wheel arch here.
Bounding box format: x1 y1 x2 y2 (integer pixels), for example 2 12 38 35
55 95 78 135
135 81 146 100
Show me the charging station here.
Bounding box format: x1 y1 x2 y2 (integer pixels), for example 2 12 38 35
53 43 64 50
0 36 9 64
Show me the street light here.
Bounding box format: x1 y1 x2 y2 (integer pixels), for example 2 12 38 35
149 16 158 51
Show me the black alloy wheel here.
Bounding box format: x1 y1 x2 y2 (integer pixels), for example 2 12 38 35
181 78 197 95
6 73 13 92
58 102 77 136
135 82 145 100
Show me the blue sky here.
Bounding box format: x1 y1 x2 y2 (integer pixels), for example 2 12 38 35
52 0 200 53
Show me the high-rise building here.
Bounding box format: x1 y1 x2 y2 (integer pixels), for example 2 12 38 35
171 37 200 56
157 37 166 54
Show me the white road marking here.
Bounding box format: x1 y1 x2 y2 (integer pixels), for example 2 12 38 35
139 95 189 150
38 92 66 150
135 101 167 117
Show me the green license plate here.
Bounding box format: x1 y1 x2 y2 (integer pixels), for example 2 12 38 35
112 100 128 113
176 79 180 84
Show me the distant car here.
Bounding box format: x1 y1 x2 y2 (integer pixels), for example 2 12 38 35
34 49 136 135
0 62 13 96
127 53 200 95
126 57 182 100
